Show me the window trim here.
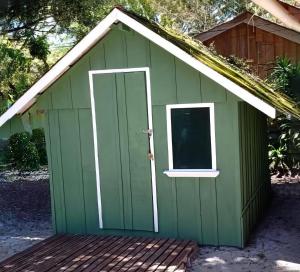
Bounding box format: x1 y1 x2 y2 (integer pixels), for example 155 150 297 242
164 103 219 178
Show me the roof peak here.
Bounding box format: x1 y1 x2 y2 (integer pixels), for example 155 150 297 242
0 6 299 127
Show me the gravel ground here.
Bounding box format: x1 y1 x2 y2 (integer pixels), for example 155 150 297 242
0 170 299 271
189 196 300 272
0 168 52 262
0 217 52 262
0 168 49 183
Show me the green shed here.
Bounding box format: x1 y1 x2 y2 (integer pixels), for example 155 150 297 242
0 7 299 248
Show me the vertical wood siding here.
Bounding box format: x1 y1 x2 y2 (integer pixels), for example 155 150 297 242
203 23 300 79
239 102 271 246
35 26 252 247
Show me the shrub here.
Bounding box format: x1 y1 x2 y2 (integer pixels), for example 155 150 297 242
267 57 300 177
31 128 48 165
8 132 40 170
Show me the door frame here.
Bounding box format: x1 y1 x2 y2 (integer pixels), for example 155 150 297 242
88 67 158 232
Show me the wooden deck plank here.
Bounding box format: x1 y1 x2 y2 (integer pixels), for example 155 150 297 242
0 235 59 267
45 236 104 272
82 236 137 272
61 236 130 272
136 239 178 272
109 237 154 272
106 237 149 271
0 235 198 272
36 235 99 272
75 236 126 272
164 241 198 272
60 236 116 271
3 235 72 272
145 240 184 272
125 239 167 272
154 240 190 271
0 235 60 269
87 237 145 271
14 235 87 272
69 236 123 271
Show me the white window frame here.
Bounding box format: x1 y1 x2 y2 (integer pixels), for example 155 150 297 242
164 103 220 178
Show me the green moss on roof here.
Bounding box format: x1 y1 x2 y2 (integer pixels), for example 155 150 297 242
117 7 300 118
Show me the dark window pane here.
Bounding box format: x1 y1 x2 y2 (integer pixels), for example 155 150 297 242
171 107 212 169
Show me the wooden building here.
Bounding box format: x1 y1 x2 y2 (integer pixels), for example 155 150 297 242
0 8 299 248
197 8 300 78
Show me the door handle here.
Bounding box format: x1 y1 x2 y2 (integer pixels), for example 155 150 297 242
147 152 154 160
142 129 153 136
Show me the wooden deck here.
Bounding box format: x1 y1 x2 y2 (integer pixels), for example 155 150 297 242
0 235 198 272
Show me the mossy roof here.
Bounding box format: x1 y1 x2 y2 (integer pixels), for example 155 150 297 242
1 6 300 128
118 7 300 118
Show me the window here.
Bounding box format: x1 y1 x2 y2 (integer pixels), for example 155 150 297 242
164 103 219 178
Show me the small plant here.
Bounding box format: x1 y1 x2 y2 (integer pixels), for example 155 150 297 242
31 128 48 165
7 132 40 170
268 144 288 177
268 115 300 177
267 57 300 177
269 57 300 101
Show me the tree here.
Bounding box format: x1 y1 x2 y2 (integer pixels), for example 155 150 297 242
3 0 295 112
0 39 44 113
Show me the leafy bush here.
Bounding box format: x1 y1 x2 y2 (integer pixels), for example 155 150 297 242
7 132 40 170
268 116 300 177
267 57 300 178
31 128 48 165
268 57 300 101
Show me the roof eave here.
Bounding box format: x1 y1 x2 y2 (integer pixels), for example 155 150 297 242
197 11 300 44
0 8 277 128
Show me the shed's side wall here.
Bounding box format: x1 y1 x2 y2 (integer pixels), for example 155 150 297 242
36 26 243 246
239 102 271 246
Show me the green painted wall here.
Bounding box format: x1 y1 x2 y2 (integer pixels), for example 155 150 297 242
34 25 269 247
238 102 271 246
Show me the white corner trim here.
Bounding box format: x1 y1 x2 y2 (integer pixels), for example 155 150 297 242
164 170 220 178
166 103 218 176
89 67 159 233
0 7 276 128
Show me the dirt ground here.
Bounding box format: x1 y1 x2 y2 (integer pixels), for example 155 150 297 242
190 196 300 272
0 169 52 262
0 172 300 271
0 218 52 262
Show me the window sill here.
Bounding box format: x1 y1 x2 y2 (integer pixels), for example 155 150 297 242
163 170 220 178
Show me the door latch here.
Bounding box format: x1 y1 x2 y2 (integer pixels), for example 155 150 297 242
142 129 153 136
147 152 154 160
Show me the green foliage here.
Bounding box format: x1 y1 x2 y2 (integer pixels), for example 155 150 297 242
268 115 300 177
31 128 48 165
267 57 300 177
7 132 40 170
0 0 255 113
268 144 288 176
0 40 44 114
269 57 300 101
28 36 50 63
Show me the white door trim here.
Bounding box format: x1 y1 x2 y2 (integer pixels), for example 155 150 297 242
88 67 159 233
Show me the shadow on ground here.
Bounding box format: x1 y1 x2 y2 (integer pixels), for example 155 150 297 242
190 194 300 272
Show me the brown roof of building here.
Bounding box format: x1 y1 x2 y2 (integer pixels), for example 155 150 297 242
197 11 300 44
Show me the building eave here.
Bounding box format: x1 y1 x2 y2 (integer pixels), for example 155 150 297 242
0 8 280 128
